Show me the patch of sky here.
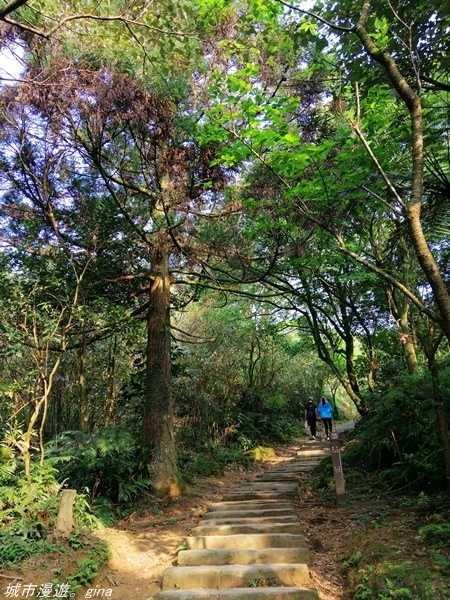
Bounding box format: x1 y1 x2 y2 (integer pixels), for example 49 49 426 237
0 43 26 86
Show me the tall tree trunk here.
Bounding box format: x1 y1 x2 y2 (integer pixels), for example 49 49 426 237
104 335 119 427
386 290 419 374
344 330 360 397
428 357 450 488
304 309 368 415
417 319 450 489
142 248 180 496
407 208 450 344
355 1 450 345
75 334 88 432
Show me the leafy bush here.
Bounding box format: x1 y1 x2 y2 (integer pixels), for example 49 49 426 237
46 426 152 502
237 410 300 445
178 444 249 479
343 372 447 490
65 538 111 592
0 460 61 531
419 522 450 547
0 460 61 565
178 450 221 480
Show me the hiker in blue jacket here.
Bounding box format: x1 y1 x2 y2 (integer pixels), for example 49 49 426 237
318 396 333 440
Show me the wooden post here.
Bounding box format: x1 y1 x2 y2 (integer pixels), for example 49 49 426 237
330 431 346 501
55 489 77 536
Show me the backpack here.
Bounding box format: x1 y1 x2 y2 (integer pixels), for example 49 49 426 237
306 402 315 417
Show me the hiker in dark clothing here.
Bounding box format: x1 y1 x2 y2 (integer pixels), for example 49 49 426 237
304 397 318 440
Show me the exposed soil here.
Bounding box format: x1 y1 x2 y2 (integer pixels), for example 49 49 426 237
2 438 449 600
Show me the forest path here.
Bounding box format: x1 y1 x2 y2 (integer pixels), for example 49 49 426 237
92 425 354 600
153 438 332 599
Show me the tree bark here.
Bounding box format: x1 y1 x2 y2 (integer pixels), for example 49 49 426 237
142 248 180 496
386 289 419 374
304 307 367 415
342 312 360 398
354 0 450 345
428 357 450 488
104 335 119 427
75 335 88 432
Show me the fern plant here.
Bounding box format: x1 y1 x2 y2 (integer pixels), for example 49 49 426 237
343 371 447 490
0 459 63 566
46 426 153 502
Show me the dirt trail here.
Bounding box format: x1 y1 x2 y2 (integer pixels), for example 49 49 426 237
93 467 270 600
91 439 347 600
4 426 447 600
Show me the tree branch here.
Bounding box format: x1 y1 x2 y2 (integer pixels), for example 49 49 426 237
274 0 354 32
0 0 28 19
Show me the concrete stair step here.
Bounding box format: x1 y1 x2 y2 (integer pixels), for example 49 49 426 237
268 461 322 468
253 476 302 482
235 482 298 491
155 587 319 599
207 500 294 512
190 522 304 536
253 476 306 483
282 459 324 463
222 491 295 501
296 449 329 456
232 489 297 496
202 508 297 520
254 472 305 478
178 547 310 566
161 563 310 590
256 466 315 473
187 533 307 550
198 515 299 526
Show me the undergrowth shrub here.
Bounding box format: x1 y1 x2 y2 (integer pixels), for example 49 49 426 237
0 459 61 526
64 536 111 593
419 521 450 547
343 371 448 491
178 443 252 479
239 395 301 444
177 451 222 478
176 393 301 480
0 460 61 565
46 426 152 502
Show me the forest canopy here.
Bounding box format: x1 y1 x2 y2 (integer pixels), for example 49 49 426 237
0 0 449 509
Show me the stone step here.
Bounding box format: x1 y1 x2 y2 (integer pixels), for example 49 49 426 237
231 488 298 496
178 547 310 566
268 461 322 468
277 459 324 463
161 563 310 590
252 476 305 483
296 449 329 456
202 508 297 520
235 482 298 491
155 587 319 599
254 472 305 478
207 500 294 512
239 478 300 484
250 479 302 486
190 522 304 536
198 515 299 526
222 491 295 502
187 533 307 550
257 465 315 473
